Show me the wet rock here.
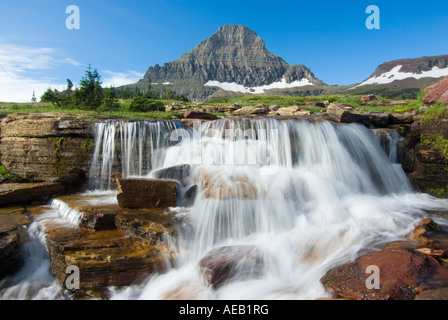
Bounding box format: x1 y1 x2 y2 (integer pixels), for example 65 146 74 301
183 184 198 207
0 206 31 279
198 169 259 200
45 227 172 293
152 164 192 187
199 246 264 289
184 111 218 120
320 248 448 300
423 76 448 104
116 178 180 209
0 182 65 206
53 168 87 192
326 103 366 123
53 194 176 242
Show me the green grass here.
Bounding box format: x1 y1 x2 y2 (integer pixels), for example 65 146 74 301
0 93 425 119
0 165 25 182
420 101 448 123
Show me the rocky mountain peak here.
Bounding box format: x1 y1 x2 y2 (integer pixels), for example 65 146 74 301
128 24 323 100
194 24 266 53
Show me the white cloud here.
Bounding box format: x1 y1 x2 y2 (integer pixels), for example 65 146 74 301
0 44 78 102
101 70 144 88
62 57 83 67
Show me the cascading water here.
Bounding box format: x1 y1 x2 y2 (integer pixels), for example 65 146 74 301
3 117 448 300
106 118 448 300
89 120 189 190
0 196 86 300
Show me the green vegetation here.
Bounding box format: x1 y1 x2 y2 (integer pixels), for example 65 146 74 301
420 101 448 123
0 165 25 182
205 94 415 114
37 65 189 116
428 187 448 197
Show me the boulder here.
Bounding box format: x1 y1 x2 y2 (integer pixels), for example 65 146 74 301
276 106 311 116
326 103 366 123
198 169 259 200
116 178 179 209
268 105 281 111
184 111 218 120
233 105 269 116
362 95 377 103
321 218 448 300
423 76 448 104
0 182 65 206
199 246 264 289
320 248 448 300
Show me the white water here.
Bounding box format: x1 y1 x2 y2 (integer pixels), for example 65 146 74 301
106 118 448 300
3 118 448 300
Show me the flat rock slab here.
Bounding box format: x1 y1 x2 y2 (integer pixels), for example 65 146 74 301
45 226 172 292
31 193 176 242
0 182 64 205
0 206 31 234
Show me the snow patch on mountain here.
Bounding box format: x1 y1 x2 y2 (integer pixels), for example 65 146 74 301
354 65 448 88
204 77 313 94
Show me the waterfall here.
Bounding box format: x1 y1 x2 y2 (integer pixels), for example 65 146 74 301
107 118 448 300
89 119 189 190
3 117 448 300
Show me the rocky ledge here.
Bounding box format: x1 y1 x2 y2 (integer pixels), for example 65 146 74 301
24 191 179 298
0 113 96 182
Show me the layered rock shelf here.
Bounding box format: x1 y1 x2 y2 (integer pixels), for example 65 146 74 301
24 192 178 298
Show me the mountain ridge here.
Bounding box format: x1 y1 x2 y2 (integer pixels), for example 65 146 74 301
124 24 448 100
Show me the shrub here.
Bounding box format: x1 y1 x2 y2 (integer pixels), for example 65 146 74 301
128 97 164 112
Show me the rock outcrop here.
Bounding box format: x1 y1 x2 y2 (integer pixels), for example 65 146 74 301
25 193 177 297
423 76 448 104
0 182 65 205
0 206 31 280
0 113 96 182
398 116 448 196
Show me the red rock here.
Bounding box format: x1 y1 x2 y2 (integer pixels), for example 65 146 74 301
362 95 377 102
320 248 448 300
422 76 448 104
184 111 218 120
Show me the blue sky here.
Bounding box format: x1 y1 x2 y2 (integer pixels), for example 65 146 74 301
0 0 447 102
